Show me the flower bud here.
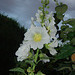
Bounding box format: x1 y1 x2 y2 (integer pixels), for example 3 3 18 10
71 53 75 63
47 0 49 4
41 0 44 3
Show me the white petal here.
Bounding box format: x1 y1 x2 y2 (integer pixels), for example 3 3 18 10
49 47 57 55
15 42 30 61
49 38 58 47
42 59 50 63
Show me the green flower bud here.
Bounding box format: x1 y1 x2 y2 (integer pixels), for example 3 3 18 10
45 11 49 14
47 6 50 9
45 44 50 49
43 4 46 7
46 26 50 30
27 67 32 72
41 0 44 3
39 7 42 10
47 0 49 4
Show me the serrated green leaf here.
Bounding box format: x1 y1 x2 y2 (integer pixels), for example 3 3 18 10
56 45 75 60
61 25 69 30
64 28 74 33
62 19 75 28
55 4 68 14
9 67 25 74
60 31 67 41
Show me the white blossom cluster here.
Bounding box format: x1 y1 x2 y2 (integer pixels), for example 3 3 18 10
15 10 58 61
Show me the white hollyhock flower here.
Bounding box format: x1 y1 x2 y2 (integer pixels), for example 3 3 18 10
35 10 43 23
24 26 50 50
45 20 57 37
15 42 30 61
46 12 55 26
50 25 57 37
45 12 57 37
48 37 58 55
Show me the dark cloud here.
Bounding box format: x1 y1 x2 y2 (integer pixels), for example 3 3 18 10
0 0 75 28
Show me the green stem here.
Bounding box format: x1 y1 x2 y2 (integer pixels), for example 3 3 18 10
32 48 39 71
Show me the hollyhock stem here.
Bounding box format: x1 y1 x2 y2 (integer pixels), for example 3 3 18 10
32 48 39 72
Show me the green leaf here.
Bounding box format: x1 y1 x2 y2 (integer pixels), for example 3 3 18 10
67 32 75 40
58 67 71 71
56 13 64 20
60 31 67 41
9 67 25 74
71 38 75 45
64 28 74 33
29 72 34 75
61 25 69 30
56 45 75 60
60 25 74 41
55 4 68 14
62 19 75 28
25 60 33 65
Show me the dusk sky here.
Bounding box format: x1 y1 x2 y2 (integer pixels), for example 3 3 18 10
0 0 75 29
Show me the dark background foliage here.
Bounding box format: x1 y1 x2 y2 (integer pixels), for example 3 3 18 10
0 14 26 75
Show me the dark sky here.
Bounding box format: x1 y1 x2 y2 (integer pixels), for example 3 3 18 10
0 0 75 28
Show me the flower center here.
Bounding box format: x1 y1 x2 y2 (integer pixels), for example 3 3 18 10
33 33 42 42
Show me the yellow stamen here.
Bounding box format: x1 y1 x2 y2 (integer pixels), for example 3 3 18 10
33 33 42 42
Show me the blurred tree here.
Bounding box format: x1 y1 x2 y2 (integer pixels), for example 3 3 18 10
0 14 27 75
